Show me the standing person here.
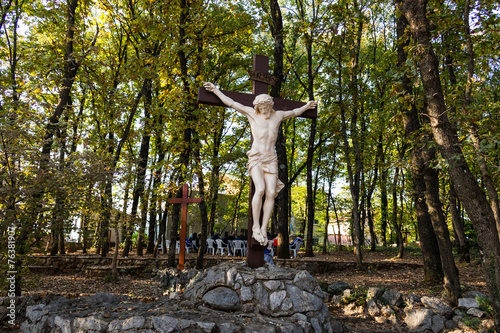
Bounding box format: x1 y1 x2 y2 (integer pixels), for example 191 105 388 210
203 82 317 246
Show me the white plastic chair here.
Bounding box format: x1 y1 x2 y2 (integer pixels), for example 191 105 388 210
215 239 229 256
206 239 215 255
289 240 302 258
231 240 246 257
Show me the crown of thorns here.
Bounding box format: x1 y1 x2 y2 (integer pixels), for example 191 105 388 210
253 94 274 107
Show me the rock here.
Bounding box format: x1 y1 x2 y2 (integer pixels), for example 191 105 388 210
73 316 108 331
26 304 47 322
152 315 179 332
382 290 402 307
270 291 287 310
327 281 351 295
54 316 72 333
380 305 395 317
421 296 452 317
464 291 489 300
366 287 384 299
431 314 445 333
467 307 486 318
366 298 380 317
404 294 421 307
458 297 479 309
445 318 458 329
287 284 323 312
202 287 241 311
240 286 253 302
405 308 433 332
108 316 145 331
343 303 364 316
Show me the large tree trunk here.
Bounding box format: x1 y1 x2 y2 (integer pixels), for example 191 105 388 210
397 8 444 285
399 0 500 325
422 146 461 304
267 0 290 259
462 0 500 238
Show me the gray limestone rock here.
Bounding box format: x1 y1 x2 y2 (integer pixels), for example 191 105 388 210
152 315 179 333
240 286 254 302
404 294 421 308
458 297 479 309
421 296 452 317
73 315 108 332
467 307 486 318
382 290 402 307
464 291 489 300
54 316 72 333
366 287 384 299
270 290 287 310
405 308 433 332
328 281 351 295
431 314 445 333
366 298 381 317
287 284 323 312
202 287 241 311
26 304 47 322
108 316 145 331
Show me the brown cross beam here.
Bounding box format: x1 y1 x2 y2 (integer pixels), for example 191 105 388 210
198 55 317 268
168 183 202 270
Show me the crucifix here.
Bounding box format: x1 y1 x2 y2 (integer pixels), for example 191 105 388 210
198 55 317 268
168 183 202 270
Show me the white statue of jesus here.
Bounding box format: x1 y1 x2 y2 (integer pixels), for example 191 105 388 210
203 82 317 246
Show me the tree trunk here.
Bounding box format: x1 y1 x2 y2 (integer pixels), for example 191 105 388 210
449 183 470 263
462 0 500 238
391 166 404 258
380 168 389 247
422 146 461 304
193 136 210 270
399 0 500 324
397 8 444 285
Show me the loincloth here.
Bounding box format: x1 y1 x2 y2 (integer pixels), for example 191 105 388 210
246 149 285 198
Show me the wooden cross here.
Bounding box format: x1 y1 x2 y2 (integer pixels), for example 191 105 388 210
198 55 317 268
168 183 202 270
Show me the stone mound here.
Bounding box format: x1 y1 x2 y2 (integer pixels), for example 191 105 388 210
19 262 343 333
183 261 340 332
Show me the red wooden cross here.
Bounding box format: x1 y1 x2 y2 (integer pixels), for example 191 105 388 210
168 183 202 270
198 55 317 268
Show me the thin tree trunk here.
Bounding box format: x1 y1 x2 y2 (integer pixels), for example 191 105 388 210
449 182 470 263
392 166 404 258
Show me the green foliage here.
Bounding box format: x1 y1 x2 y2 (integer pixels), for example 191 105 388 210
461 315 481 331
477 295 493 315
342 288 368 307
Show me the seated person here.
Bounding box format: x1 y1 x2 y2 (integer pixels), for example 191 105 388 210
290 234 303 247
189 232 199 251
236 232 246 240
221 231 232 254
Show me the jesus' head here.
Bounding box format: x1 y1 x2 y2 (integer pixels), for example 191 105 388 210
253 94 274 115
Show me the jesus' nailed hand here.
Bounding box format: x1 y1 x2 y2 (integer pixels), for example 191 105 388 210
203 82 317 246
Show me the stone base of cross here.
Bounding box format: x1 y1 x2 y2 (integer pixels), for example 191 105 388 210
198 55 316 268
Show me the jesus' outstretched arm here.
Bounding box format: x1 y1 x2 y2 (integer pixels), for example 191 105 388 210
203 82 253 116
